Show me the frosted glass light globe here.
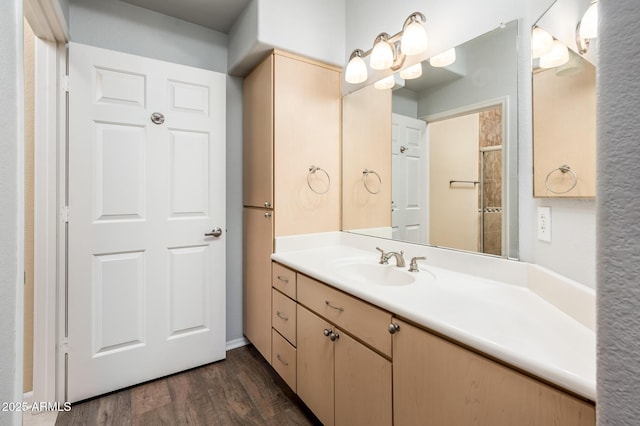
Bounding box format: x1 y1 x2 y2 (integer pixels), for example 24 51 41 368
345 54 368 84
399 63 422 80
429 48 456 68
370 37 394 70
374 75 395 90
531 27 553 58
539 40 570 69
401 20 428 55
579 2 598 40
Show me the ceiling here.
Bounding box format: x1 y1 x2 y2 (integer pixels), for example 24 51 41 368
121 0 251 33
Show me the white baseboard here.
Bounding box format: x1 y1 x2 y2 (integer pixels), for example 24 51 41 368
23 390 34 403
226 337 249 351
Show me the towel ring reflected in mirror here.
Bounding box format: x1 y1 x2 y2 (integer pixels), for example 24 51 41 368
307 165 331 194
362 169 382 194
544 165 578 194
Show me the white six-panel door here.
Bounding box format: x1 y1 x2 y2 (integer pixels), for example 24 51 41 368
67 43 226 402
391 114 428 244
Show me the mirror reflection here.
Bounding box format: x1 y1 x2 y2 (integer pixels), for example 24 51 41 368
342 21 518 258
532 0 597 198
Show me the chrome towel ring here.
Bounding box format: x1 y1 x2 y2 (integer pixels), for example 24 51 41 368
307 165 330 194
362 169 382 194
545 165 577 194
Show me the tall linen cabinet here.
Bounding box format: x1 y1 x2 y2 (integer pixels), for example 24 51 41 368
242 50 341 362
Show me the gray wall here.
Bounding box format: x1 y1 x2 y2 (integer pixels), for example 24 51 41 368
392 88 418 118
228 0 345 75
57 0 70 29
68 0 245 344
0 1 24 425
69 0 227 73
598 0 640 422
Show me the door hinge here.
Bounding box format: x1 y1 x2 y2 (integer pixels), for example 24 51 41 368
60 338 70 354
61 75 70 93
62 206 70 223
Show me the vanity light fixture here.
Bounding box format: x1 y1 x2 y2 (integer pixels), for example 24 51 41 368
345 49 368 84
576 0 597 54
429 48 456 67
399 62 422 80
539 40 570 68
344 11 428 85
374 75 395 90
531 27 554 58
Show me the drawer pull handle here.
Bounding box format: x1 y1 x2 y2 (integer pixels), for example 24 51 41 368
276 311 289 321
276 353 289 366
277 275 289 283
325 300 344 312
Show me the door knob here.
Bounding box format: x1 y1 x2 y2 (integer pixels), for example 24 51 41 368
204 227 223 237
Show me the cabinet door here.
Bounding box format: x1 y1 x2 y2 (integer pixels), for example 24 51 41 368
334 330 392 426
243 54 273 208
393 319 595 426
243 207 273 362
297 305 334 426
342 84 392 231
273 53 341 236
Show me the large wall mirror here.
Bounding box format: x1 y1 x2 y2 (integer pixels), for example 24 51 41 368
342 21 519 258
532 0 597 197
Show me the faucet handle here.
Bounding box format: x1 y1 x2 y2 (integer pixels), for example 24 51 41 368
375 247 387 264
408 256 426 272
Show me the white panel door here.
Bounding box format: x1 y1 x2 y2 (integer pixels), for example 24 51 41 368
391 114 428 244
67 43 226 402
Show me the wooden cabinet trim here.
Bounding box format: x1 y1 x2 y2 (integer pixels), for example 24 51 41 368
272 49 343 73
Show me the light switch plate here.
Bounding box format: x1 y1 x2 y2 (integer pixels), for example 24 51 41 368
537 206 551 242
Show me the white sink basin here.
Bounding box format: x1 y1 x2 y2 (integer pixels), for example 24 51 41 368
331 261 419 286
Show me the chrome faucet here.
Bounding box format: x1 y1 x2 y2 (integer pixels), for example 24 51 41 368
408 256 426 272
376 247 406 267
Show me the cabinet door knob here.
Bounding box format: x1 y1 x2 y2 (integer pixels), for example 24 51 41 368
323 328 340 341
264 212 272 218
388 323 400 334
264 201 272 208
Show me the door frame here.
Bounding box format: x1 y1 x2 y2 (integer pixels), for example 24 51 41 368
421 96 510 257
27 0 69 403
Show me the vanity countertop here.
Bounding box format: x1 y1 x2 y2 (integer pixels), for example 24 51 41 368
271 233 596 402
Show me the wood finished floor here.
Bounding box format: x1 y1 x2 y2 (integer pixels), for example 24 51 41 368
56 345 320 426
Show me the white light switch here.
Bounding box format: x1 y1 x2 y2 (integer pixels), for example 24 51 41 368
537 206 551 242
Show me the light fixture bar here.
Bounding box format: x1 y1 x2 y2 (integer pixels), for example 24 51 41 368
344 11 428 84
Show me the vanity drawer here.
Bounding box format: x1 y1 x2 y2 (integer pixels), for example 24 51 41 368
272 288 297 346
297 274 392 357
272 329 297 392
272 262 297 300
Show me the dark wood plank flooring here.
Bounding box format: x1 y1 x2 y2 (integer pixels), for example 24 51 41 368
56 345 320 425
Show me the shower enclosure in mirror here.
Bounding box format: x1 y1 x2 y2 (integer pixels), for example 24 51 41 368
342 21 518 258
532 0 597 198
